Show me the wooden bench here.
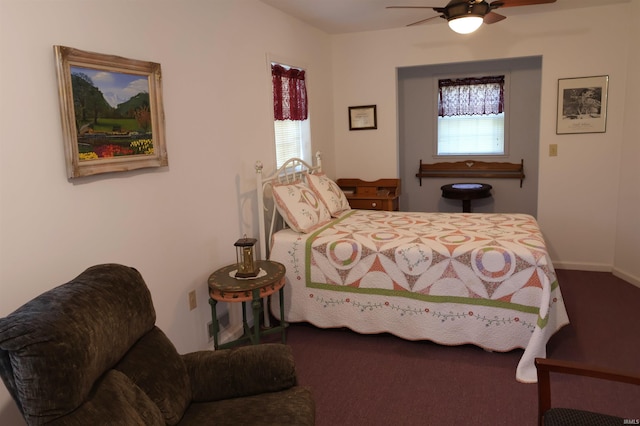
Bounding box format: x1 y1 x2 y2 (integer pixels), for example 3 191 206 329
416 159 525 187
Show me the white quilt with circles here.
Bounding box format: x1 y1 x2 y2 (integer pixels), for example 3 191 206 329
270 210 569 382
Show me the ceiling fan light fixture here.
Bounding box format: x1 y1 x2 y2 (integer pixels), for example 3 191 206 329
448 15 483 34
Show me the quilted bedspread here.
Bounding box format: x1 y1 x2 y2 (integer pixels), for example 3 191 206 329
270 210 569 382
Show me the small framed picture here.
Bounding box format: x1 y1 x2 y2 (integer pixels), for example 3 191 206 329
349 105 377 130
556 75 608 134
54 45 168 178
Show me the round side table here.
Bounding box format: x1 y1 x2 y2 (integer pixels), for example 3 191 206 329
208 260 286 350
441 183 492 213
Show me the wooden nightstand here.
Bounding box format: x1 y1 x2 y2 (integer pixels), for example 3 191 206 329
207 260 286 350
337 178 400 211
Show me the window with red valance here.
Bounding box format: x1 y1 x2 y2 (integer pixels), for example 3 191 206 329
271 63 310 167
438 76 504 116
272 64 308 121
437 75 506 156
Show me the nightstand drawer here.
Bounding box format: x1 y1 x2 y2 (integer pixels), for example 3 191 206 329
348 199 382 210
337 178 400 212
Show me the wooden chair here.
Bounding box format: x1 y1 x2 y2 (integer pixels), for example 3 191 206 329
535 357 640 426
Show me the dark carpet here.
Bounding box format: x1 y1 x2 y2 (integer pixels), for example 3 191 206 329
280 270 640 426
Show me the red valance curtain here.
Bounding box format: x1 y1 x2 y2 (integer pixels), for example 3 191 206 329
438 76 504 117
272 64 308 121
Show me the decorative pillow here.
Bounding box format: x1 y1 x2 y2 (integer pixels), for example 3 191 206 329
306 173 351 217
272 180 331 233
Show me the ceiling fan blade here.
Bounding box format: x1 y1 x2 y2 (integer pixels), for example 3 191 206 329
407 15 443 27
446 0 474 6
490 0 556 8
484 12 506 24
386 6 439 9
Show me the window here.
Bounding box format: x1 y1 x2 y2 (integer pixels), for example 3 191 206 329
273 119 310 168
272 63 310 168
437 75 506 156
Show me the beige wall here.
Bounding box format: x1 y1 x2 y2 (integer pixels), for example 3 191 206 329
613 0 640 285
330 2 640 278
1 0 639 423
0 0 333 422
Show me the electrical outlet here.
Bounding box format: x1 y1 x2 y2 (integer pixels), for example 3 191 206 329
549 144 558 157
188 290 197 310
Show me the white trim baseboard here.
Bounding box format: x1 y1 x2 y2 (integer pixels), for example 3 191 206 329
612 267 640 289
551 260 640 289
551 261 612 272
218 323 245 346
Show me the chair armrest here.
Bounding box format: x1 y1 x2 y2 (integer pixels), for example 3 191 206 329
182 343 298 402
535 358 640 426
535 357 640 384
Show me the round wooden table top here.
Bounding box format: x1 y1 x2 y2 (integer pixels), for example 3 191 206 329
440 183 492 200
208 260 285 302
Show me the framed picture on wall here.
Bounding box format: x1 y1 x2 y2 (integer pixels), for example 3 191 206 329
349 105 377 130
556 75 608 134
54 45 168 178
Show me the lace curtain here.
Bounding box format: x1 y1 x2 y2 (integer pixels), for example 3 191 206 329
272 64 308 121
438 76 504 117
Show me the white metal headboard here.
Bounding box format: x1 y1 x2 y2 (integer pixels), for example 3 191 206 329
256 152 322 260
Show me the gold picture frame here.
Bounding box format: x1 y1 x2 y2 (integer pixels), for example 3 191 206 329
348 105 377 130
54 46 168 178
556 75 608 135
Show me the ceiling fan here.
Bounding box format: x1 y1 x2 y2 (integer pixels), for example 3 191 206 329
387 0 557 34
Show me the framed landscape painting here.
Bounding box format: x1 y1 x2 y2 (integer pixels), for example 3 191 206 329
54 46 168 178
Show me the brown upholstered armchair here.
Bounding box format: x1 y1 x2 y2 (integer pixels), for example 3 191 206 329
0 264 315 425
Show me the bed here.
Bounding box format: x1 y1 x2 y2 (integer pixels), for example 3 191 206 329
256 154 569 383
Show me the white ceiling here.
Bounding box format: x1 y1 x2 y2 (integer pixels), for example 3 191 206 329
259 0 629 34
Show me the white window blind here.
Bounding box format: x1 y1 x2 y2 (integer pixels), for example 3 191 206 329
274 120 304 168
437 113 504 156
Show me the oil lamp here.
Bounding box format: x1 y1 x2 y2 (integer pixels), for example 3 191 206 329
234 237 259 278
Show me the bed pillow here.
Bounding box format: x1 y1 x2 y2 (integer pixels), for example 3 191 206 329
272 180 332 233
306 173 351 217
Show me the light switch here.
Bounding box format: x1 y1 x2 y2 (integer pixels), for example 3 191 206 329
549 144 558 157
